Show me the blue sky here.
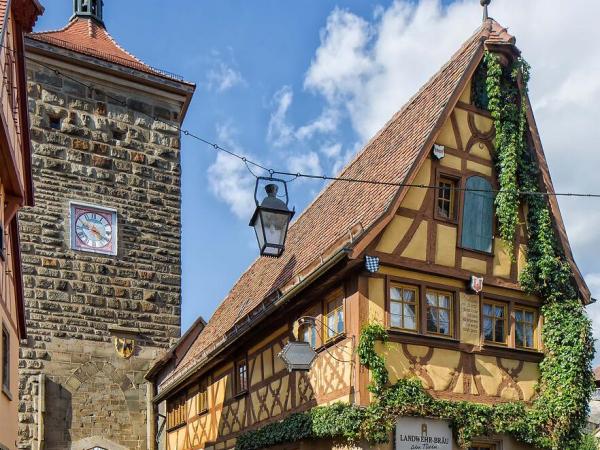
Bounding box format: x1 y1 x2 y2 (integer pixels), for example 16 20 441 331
35 1 600 362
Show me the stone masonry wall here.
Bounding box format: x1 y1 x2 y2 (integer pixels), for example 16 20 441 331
18 60 184 449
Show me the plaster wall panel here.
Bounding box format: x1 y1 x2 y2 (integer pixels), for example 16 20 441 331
401 160 431 211
466 159 493 176
400 221 428 261
376 215 413 253
435 224 457 267
435 118 458 149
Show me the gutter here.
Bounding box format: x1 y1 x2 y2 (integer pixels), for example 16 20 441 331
150 247 350 404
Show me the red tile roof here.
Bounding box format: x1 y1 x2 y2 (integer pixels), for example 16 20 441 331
28 17 188 83
157 19 588 392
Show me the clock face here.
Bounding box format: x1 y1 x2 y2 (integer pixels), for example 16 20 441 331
70 203 117 255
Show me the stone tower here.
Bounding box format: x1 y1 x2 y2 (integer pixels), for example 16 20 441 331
17 2 195 448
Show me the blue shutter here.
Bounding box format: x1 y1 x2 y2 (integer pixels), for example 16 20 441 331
461 176 494 253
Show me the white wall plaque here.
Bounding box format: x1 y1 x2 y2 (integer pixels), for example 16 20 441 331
396 417 453 450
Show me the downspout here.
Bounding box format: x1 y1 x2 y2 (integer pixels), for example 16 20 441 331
146 381 156 450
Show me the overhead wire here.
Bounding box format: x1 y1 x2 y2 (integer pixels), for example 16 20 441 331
14 43 600 199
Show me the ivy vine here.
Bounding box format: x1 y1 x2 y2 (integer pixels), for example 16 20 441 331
236 52 595 450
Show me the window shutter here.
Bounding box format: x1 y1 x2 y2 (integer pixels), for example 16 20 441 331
461 176 494 253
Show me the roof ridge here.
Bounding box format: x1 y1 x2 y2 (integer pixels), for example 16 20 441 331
100 20 149 66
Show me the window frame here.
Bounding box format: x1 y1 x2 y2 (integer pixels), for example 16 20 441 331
434 170 461 223
197 378 208 415
481 293 541 352
235 357 249 396
166 392 187 431
388 283 419 333
323 289 345 342
513 305 538 350
481 299 509 346
425 289 455 338
1 324 9 399
0 222 4 262
386 277 459 340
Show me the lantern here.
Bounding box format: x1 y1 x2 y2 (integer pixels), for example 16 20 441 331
249 177 295 258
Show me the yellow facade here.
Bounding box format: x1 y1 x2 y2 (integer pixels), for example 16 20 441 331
161 59 546 450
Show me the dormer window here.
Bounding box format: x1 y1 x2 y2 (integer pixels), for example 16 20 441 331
461 176 494 253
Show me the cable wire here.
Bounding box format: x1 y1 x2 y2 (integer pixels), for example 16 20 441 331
15 44 600 199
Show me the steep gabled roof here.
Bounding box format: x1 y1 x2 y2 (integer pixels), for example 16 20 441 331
28 17 192 84
157 18 589 394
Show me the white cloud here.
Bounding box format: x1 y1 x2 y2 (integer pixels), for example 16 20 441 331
304 8 374 104
267 87 341 147
207 123 256 219
287 151 323 176
206 62 245 93
585 274 600 346
303 0 600 360
267 86 295 147
321 142 342 159
296 108 340 141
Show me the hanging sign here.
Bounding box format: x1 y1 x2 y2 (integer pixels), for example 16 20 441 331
396 417 453 450
278 341 317 372
470 275 484 294
433 144 446 160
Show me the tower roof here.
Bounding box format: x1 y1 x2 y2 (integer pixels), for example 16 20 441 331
28 16 191 84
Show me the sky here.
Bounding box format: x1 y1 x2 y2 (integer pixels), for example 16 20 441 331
35 1 600 362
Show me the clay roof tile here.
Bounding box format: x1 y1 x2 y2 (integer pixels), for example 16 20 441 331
28 17 189 83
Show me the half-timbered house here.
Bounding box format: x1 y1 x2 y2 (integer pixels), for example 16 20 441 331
147 17 591 450
0 0 43 448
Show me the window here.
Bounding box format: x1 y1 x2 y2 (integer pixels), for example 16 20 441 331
299 323 317 348
324 295 344 341
469 445 496 450
425 290 453 336
515 307 537 349
0 223 4 261
167 393 186 430
2 326 9 396
437 177 457 220
112 129 126 141
461 176 494 253
197 379 208 414
482 300 507 345
236 358 248 394
390 284 418 331
48 116 61 130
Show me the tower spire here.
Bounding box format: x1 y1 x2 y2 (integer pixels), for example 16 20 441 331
72 0 104 25
481 0 491 21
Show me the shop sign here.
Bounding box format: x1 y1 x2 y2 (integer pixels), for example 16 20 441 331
396 417 453 450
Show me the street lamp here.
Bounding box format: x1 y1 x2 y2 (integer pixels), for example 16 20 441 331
249 177 295 258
